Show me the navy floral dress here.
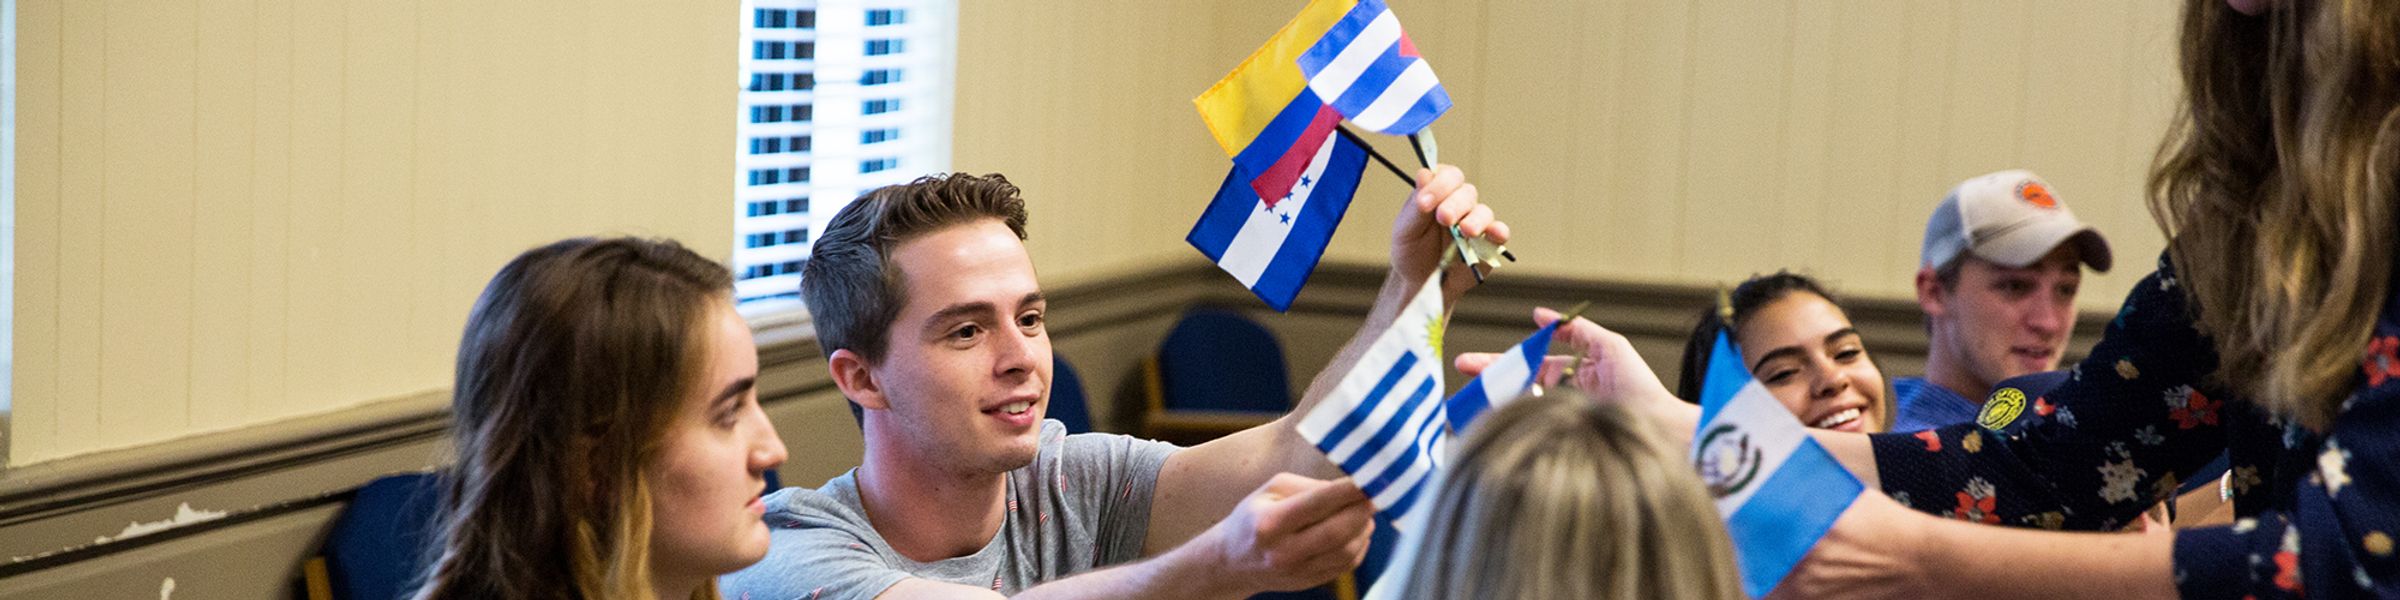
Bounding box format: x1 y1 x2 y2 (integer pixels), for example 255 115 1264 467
1872 255 2399 599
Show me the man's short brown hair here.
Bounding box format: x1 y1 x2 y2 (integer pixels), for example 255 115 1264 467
800 173 1030 362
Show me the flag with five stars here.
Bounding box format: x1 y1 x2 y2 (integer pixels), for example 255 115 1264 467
1185 130 1368 311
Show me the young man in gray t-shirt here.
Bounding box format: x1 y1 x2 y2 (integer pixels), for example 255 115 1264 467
721 166 1506 599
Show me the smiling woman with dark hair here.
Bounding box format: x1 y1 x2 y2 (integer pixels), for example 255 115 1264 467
1677 271 1892 434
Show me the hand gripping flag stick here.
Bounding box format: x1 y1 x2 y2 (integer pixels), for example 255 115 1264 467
1334 124 1514 283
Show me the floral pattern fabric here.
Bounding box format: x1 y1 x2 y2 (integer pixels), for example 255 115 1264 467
1871 255 2400 599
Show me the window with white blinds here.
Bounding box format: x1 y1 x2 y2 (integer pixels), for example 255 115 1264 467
734 0 956 311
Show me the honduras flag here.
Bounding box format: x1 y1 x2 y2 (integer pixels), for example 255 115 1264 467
1186 130 1368 311
1295 0 1452 135
1296 271 1447 528
1440 321 1557 435
1692 331 1863 598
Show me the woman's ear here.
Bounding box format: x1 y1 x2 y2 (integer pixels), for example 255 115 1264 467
827 349 888 410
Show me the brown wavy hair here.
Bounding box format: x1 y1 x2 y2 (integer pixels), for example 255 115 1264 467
414 237 732 600
2149 0 2400 429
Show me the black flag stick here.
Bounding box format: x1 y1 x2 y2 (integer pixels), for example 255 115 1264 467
1336 124 1498 282
1335 124 1416 188
1406 133 1432 168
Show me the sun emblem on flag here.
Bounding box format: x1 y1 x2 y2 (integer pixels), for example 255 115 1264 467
1424 313 1446 358
1694 423 1763 499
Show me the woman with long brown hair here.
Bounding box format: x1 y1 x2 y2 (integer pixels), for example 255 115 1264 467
1470 0 2400 596
413 237 788 600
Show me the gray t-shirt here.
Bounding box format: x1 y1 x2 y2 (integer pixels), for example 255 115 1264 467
720 420 1179 599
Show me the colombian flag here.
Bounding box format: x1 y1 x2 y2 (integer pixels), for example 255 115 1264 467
1193 0 1351 207
1194 0 1450 206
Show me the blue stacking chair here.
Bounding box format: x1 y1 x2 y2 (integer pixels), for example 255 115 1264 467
306 472 442 600
1139 306 1294 445
1049 353 1096 433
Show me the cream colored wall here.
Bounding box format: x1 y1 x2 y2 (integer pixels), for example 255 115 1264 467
949 3 1231 285
1297 0 2178 312
9 0 735 465
959 0 2181 308
8 0 2187 464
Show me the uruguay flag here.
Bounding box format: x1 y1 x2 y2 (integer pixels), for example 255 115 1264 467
1440 321 1557 435
1691 331 1863 598
1296 0 1451 135
1186 130 1368 311
1296 271 1448 528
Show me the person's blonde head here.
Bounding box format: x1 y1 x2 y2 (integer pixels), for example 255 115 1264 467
2150 0 2400 429
1396 389 1743 600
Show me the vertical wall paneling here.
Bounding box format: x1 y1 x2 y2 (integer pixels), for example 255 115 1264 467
12 0 735 464
13 0 61 457
190 0 258 435
1818 1 1909 293
50 0 104 454
245 0 294 425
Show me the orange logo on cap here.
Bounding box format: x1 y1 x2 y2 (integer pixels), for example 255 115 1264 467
2018 181 2058 209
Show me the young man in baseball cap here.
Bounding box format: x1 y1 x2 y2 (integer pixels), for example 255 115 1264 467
1892 169 2113 431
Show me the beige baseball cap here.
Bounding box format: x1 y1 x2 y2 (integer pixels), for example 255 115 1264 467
1921 169 2113 273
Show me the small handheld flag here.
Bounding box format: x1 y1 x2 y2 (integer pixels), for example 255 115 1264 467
1691 331 1864 598
1296 270 1449 529
1186 130 1369 311
1295 0 1452 135
1194 0 1450 204
1440 321 1558 434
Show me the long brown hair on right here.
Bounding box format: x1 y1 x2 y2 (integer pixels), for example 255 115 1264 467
1394 389 1745 600
2148 0 2400 430
413 237 733 600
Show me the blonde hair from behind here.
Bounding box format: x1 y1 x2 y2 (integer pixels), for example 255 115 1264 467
1395 389 1743 600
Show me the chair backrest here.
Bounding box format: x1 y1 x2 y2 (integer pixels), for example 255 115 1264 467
321 472 443 600
1157 307 1292 413
1048 352 1096 433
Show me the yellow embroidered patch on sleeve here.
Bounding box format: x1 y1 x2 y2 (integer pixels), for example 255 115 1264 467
1978 387 2027 430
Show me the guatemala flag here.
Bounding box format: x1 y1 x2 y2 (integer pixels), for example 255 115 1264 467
1186 131 1368 311
1296 270 1447 528
1295 0 1451 135
1440 321 1557 435
1691 331 1863 598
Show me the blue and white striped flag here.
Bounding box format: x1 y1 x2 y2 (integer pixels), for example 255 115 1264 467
1296 271 1447 527
1440 321 1557 435
1295 0 1452 135
1691 331 1863 598
1187 130 1368 312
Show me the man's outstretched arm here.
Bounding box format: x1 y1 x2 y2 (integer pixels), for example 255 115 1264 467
1143 165 1509 554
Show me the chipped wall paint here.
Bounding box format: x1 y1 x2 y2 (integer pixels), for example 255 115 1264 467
159 576 176 600
96 503 228 545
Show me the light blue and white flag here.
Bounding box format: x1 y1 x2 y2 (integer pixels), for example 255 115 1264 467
1295 0 1452 135
1440 321 1557 435
1691 331 1863 598
1187 130 1369 311
1296 270 1447 527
